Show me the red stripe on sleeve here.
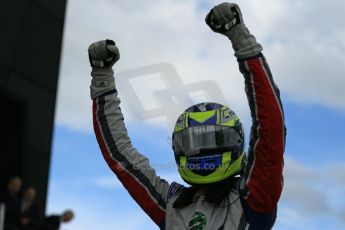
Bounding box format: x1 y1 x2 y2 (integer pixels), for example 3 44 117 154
245 57 284 213
92 100 165 225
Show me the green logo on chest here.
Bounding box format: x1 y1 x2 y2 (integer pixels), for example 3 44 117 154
189 212 207 230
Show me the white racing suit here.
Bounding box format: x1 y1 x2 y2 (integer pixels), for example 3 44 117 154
91 53 285 229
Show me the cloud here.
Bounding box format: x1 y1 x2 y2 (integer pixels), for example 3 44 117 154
55 0 345 133
56 0 245 132
279 157 345 226
276 207 312 230
78 176 123 190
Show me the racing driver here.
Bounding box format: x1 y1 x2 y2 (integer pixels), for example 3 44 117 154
88 2 286 229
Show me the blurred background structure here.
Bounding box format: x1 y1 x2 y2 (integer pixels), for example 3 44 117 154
0 0 66 220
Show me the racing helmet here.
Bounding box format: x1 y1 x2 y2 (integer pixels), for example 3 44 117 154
172 102 245 184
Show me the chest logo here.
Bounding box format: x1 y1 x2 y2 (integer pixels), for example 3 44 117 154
189 212 207 230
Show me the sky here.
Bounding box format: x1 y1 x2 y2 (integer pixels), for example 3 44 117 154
47 0 345 229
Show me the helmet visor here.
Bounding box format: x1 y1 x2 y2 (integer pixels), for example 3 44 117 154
173 125 241 157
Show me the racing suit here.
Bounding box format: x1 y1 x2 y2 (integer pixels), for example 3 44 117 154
91 53 285 229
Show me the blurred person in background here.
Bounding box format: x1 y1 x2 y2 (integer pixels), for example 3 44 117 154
41 210 74 230
0 176 22 230
20 186 40 230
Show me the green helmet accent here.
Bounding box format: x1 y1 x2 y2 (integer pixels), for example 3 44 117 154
172 102 245 185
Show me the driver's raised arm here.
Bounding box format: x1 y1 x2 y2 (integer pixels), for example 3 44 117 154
88 40 183 228
206 2 286 217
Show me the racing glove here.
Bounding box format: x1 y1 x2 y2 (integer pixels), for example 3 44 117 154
88 39 120 99
205 2 263 59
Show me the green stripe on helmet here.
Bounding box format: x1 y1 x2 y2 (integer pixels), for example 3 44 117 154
188 110 216 123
